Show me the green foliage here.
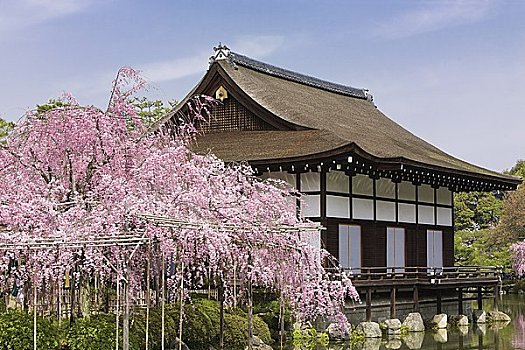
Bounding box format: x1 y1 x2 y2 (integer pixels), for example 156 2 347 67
131 97 177 126
253 299 292 339
132 300 270 350
222 312 272 348
455 229 511 267
399 324 409 336
0 310 62 350
350 328 365 344
36 99 70 114
454 191 502 231
68 313 140 350
0 117 15 144
505 159 525 179
292 327 329 349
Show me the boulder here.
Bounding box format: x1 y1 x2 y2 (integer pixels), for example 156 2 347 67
430 313 448 329
361 337 381 350
487 310 511 323
403 331 424 350
458 325 469 336
380 318 402 335
450 315 468 327
356 321 382 338
245 336 272 350
384 337 402 349
472 310 486 324
476 323 487 336
432 329 448 343
403 312 425 332
326 322 351 341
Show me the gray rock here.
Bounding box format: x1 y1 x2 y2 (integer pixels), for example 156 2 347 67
380 318 402 335
449 315 468 327
458 325 469 336
356 321 382 338
326 322 351 341
476 323 487 336
384 337 402 349
403 312 425 332
430 313 448 329
361 338 381 350
433 329 448 343
403 331 425 349
472 310 486 324
488 320 511 330
245 336 272 350
487 310 511 322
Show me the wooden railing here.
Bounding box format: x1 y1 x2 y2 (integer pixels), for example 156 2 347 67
337 266 502 287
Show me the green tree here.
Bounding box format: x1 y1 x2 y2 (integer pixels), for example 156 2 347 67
454 191 502 231
131 97 177 126
0 117 15 144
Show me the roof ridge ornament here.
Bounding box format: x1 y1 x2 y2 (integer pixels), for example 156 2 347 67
209 43 231 65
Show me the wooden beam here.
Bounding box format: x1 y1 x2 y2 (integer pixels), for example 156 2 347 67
413 285 419 312
366 288 372 322
390 288 396 318
458 288 463 315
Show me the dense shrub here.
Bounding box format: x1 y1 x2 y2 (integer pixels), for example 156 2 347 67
0 310 62 350
68 313 140 350
0 300 272 350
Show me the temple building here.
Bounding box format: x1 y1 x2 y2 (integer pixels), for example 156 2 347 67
158 45 521 319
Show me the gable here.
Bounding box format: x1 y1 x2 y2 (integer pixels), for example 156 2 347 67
197 93 277 133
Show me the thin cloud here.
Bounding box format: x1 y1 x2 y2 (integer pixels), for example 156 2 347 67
0 0 96 39
375 1 497 39
141 35 286 83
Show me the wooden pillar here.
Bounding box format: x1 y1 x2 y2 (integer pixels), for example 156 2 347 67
366 288 372 322
390 288 396 318
436 290 442 314
413 285 419 312
458 288 463 315
477 286 483 310
493 284 499 312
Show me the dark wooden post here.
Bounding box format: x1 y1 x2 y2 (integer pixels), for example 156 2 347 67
366 288 372 322
493 284 499 312
477 286 483 310
413 285 419 312
436 290 442 314
458 287 463 315
390 288 396 318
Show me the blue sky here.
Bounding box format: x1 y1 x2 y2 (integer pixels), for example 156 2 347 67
1 0 524 172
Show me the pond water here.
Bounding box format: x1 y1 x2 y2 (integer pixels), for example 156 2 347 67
283 294 525 350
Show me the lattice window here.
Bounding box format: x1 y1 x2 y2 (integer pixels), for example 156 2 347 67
198 97 276 132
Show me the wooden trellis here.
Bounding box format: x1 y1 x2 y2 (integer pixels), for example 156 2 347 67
0 213 322 350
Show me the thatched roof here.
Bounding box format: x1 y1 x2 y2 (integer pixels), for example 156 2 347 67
157 47 521 190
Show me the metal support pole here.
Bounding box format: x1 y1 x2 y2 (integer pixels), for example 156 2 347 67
219 281 225 350
178 257 184 350
145 243 151 350
161 250 165 350
123 272 129 350
33 279 37 350
116 277 120 350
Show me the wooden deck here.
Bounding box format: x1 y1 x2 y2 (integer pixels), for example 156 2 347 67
344 266 501 288
338 266 502 320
